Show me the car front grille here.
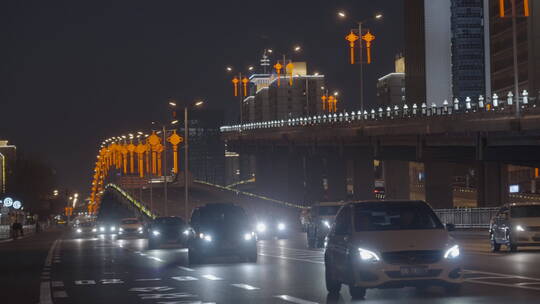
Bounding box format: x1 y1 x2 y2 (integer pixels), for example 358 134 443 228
385 269 442 278
382 250 443 265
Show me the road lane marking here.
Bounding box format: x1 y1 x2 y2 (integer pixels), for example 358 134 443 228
148 256 164 262
178 266 195 272
172 276 199 281
51 281 64 288
232 283 260 290
45 240 59 267
201 274 222 281
274 295 318 304
101 279 124 284
39 282 53 304
74 280 96 285
138 292 198 300
129 286 175 292
259 253 324 265
53 291 68 298
466 279 540 291
136 278 162 281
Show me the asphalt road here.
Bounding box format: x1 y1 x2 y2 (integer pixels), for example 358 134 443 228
2 229 540 304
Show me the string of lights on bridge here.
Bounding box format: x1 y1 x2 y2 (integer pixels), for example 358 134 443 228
220 91 533 132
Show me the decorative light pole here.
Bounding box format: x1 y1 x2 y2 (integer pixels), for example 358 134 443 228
338 11 383 113
226 66 254 128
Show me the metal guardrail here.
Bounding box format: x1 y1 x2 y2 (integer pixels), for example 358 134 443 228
195 180 308 209
105 183 157 219
434 207 499 229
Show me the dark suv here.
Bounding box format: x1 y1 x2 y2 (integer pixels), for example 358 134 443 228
187 203 257 264
148 217 190 249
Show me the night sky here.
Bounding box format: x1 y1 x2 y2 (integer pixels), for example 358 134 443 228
1 0 404 196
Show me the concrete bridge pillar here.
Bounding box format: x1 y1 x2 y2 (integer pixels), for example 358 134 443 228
424 161 454 209
384 160 411 200
255 151 273 197
477 162 508 207
352 148 375 200
304 155 325 204
326 155 347 201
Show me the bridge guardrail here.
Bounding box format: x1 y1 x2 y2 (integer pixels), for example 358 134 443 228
105 183 157 219
220 92 538 133
434 207 499 229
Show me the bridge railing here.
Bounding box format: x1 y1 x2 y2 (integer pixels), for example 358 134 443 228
105 183 157 220
220 92 538 132
434 207 499 229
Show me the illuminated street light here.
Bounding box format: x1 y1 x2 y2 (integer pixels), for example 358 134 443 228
226 66 233 72
248 66 254 71
338 11 346 18
267 49 273 53
195 100 204 107
333 91 339 96
294 45 301 52
171 120 179 125
169 101 177 107
375 13 383 20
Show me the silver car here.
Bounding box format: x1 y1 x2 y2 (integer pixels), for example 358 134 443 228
490 202 540 252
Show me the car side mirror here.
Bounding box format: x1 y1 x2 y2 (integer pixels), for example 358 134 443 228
446 223 456 232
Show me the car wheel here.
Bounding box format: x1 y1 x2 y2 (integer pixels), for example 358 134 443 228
325 263 341 294
348 285 366 299
490 234 500 252
445 283 462 294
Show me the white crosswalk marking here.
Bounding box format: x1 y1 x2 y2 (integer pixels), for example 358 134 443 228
231 283 260 290
136 278 162 282
177 266 195 272
101 279 124 284
274 295 318 304
51 281 64 287
201 274 222 281
171 276 198 281
129 286 175 292
53 291 68 298
74 280 96 285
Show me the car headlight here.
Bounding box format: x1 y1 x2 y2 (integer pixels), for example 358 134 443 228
138 227 143 231
76 228 82 233
256 223 267 233
358 248 380 262
277 223 286 231
110 226 116 232
119 228 124 232
152 230 160 236
444 245 460 259
100 226 105 232
203 234 212 242
183 229 190 235
516 225 526 232
244 233 253 241
322 220 331 229
92 228 97 232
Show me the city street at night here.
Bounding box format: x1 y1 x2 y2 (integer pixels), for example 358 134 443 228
2 0 540 303
3 230 540 304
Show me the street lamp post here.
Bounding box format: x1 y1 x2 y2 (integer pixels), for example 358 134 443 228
170 100 204 219
339 11 382 113
227 66 254 128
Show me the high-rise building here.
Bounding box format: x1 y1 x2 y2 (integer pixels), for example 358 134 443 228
244 62 325 122
377 55 406 106
0 140 16 194
451 0 486 101
489 0 540 99
405 0 539 105
405 0 453 106
179 110 225 185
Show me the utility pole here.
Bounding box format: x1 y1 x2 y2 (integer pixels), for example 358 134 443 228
184 107 189 220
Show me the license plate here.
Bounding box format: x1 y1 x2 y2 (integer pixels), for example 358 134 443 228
400 266 428 277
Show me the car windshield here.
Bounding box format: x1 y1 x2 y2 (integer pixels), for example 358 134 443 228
200 207 247 227
80 222 94 227
318 206 341 216
511 205 540 218
154 217 184 226
354 202 444 231
121 219 139 224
